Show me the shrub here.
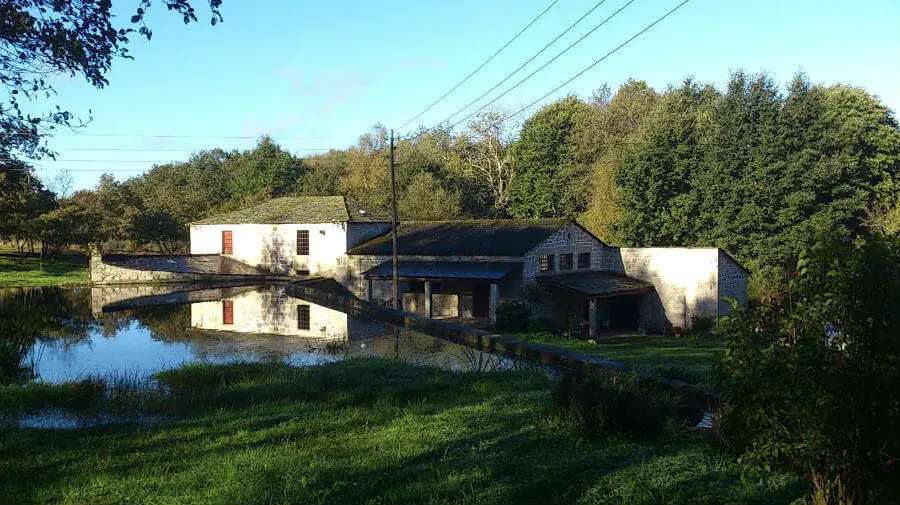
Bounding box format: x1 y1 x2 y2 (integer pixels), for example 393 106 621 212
530 315 558 333
717 234 900 505
689 314 716 339
494 301 530 332
552 370 682 438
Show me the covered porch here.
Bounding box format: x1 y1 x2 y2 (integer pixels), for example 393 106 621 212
538 272 655 338
362 260 521 324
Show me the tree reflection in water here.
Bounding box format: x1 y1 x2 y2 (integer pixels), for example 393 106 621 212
1 285 538 383
0 287 95 382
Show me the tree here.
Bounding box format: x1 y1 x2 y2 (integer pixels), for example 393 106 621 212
1 0 223 159
226 137 306 204
716 233 900 505
580 79 660 243
507 96 594 218
456 111 516 215
398 171 461 220
614 79 718 245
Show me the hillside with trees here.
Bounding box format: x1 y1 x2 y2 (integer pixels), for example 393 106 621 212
2 71 898 293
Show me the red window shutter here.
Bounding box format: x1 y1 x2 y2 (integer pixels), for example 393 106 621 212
222 300 234 325
222 230 233 255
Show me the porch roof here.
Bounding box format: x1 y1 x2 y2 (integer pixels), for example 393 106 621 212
538 271 654 298
362 260 520 281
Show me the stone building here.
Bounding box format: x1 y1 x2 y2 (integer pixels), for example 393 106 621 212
175 196 748 336
346 219 748 334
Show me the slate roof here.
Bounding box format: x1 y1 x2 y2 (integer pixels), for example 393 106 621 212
347 219 570 257
537 272 654 298
101 254 276 276
190 196 355 225
362 260 520 280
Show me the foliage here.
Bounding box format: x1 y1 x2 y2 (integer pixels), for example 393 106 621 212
716 233 900 505
688 314 716 339
493 300 531 332
616 72 900 284
1 0 222 160
508 96 594 218
552 370 682 438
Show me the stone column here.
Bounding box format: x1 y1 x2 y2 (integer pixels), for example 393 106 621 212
589 298 598 338
489 282 500 325
366 278 373 303
424 280 433 318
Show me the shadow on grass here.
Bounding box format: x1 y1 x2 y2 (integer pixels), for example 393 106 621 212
0 358 804 505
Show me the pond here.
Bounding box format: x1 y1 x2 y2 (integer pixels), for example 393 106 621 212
0 284 526 384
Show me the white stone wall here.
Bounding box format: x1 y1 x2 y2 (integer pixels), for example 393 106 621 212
190 222 349 276
606 247 722 331
190 287 348 339
523 223 606 281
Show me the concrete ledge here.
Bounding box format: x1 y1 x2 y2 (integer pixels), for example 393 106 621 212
284 281 717 403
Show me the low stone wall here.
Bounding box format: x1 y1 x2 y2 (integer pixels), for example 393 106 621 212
285 281 717 403
90 254 288 285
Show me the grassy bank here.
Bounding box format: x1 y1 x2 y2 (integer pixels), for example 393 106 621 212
0 359 801 504
511 333 722 389
0 255 89 288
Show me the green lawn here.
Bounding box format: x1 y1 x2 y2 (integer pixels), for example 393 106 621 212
0 359 801 504
0 255 89 288
515 333 722 388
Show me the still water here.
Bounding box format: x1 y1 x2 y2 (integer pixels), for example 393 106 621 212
1 284 522 384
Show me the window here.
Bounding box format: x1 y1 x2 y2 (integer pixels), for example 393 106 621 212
296 230 310 255
539 254 554 272
559 254 573 271
221 230 233 255
297 305 310 330
222 300 234 325
578 252 591 269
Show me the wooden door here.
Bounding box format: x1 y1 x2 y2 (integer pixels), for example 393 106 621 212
222 230 233 255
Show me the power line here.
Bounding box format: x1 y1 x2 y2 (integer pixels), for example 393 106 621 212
442 0 611 126
398 0 692 145
50 147 333 152
396 0 560 130
502 0 693 125
445 0 638 131
4 132 333 140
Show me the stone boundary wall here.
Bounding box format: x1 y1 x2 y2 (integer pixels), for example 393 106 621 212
90 254 287 286
285 281 717 403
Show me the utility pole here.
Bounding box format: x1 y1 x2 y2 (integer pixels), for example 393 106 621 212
389 129 399 310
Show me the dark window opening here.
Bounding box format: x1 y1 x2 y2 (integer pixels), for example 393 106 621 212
560 254 573 271
539 254 554 272
221 230 233 255
578 252 591 269
297 305 310 330
296 230 310 255
222 300 234 325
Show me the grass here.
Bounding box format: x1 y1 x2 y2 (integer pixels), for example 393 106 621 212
0 255 89 288
513 333 723 389
0 358 802 504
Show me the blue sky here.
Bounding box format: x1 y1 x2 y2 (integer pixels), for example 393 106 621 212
30 0 900 190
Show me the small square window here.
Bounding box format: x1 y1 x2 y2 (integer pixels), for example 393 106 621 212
539 254 554 272
559 254 573 271
296 230 310 255
297 305 310 330
578 252 591 269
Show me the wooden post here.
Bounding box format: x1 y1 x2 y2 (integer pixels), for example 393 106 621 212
489 283 499 325
424 280 433 318
389 129 399 310
589 298 598 339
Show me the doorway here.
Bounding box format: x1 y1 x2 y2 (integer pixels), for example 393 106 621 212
608 295 641 331
473 283 490 318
